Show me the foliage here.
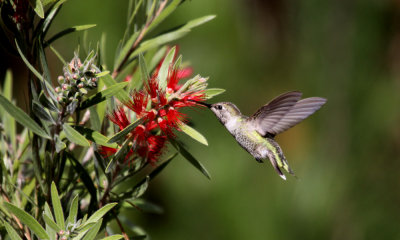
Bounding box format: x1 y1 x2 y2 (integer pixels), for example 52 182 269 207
0 0 221 239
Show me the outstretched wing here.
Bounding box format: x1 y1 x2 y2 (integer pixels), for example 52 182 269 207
250 91 303 136
251 92 326 136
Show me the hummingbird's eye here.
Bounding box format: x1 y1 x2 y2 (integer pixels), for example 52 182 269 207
215 105 222 110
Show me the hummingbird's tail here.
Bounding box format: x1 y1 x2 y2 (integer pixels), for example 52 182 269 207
265 138 295 180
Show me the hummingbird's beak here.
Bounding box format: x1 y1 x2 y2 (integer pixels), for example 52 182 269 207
188 100 211 108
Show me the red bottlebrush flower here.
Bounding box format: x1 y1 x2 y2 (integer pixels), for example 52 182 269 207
126 90 148 116
167 67 193 92
109 107 130 130
146 135 167 163
98 146 117 158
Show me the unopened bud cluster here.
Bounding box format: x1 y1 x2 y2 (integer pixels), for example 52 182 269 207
55 53 100 105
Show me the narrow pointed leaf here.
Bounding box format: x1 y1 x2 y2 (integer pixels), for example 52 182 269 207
0 94 50 139
181 15 216 30
74 126 117 148
130 30 188 62
29 0 44 18
43 214 62 233
4 221 23 240
82 219 102 240
46 24 96 45
49 45 67 65
44 203 56 240
67 195 79 225
113 31 139 70
63 123 90 147
108 117 144 143
39 92 59 112
127 199 164 214
170 139 211 179
158 47 175 90
100 74 131 103
4 202 50 239
79 82 128 110
139 53 149 83
86 203 117 223
179 123 208 146
51 182 65 230
95 71 110 78
204 88 225 99
66 152 97 205
105 139 130 173
33 101 55 123
146 0 182 33
101 235 124 240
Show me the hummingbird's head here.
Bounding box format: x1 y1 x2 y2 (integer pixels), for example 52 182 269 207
209 102 241 125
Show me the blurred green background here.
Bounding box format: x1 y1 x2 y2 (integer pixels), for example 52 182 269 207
6 0 400 239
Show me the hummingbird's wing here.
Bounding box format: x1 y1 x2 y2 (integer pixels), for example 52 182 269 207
251 92 326 136
250 91 302 136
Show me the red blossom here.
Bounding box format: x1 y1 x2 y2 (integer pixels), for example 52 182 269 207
126 90 148 116
109 107 130 130
101 46 208 164
98 146 117 158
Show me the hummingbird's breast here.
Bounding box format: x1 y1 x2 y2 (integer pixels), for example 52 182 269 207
230 121 269 160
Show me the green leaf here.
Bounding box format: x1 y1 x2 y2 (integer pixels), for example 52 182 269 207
2 69 16 150
38 36 52 84
46 24 96 46
86 203 117 223
126 199 164 214
108 117 144 143
204 88 225 99
43 214 62 233
66 152 97 206
82 219 102 240
3 69 12 100
130 30 188 61
3 221 23 240
4 202 50 239
179 123 208 146
67 195 79 225
79 82 128 110
0 94 50 139
41 0 66 34
89 107 101 131
100 235 124 240
95 71 110 78
33 101 55 123
113 31 140 70
15 40 44 82
170 139 211 179
132 176 149 198
139 53 149 83
100 74 131 103
49 45 67 65
44 203 57 240
63 123 90 147
51 182 65 230
29 0 44 18
146 0 182 34
158 46 175 90
55 135 66 153
105 139 130 173
15 40 57 100
39 92 59 112
181 15 216 30
74 126 117 148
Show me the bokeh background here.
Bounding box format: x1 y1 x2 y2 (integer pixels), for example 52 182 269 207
3 0 400 239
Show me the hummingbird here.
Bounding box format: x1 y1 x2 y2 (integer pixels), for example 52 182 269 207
197 91 326 180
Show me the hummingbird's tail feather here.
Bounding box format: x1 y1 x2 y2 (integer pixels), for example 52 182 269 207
265 138 296 180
